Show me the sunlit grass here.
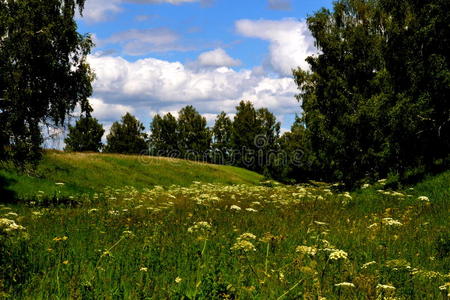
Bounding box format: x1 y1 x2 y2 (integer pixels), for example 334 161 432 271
0 151 264 200
1 172 449 299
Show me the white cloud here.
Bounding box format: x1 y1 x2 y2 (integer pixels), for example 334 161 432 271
81 0 208 23
101 28 185 55
235 18 316 76
90 98 135 122
267 0 292 11
87 54 300 127
82 0 122 23
196 48 241 67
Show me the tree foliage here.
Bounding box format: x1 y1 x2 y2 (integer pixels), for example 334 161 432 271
212 112 233 163
105 113 147 155
64 116 104 152
149 113 178 156
177 106 211 159
0 0 93 165
294 0 450 185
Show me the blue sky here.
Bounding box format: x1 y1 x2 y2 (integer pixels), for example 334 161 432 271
75 0 333 136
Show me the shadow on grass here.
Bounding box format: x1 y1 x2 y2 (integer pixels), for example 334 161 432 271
0 174 17 203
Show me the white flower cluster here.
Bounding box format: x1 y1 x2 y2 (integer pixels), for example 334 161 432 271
329 249 348 261
296 245 317 256
0 218 26 234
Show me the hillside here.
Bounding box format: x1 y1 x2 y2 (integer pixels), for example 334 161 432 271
0 151 264 200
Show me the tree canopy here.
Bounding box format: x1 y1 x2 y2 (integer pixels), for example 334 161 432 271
105 113 148 155
64 116 104 152
0 0 93 165
294 0 450 185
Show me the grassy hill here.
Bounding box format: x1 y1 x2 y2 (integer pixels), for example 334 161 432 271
0 151 264 200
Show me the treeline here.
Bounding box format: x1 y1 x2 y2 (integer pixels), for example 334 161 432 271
292 0 450 186
65 101 305 178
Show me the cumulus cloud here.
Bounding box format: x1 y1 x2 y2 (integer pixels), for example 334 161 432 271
90 98 135 122
267 0 292 11
87 54 300 127
235 18 316 76
196 48 241 67
82 0 122 23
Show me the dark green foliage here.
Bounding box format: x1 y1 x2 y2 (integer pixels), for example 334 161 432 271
105 113 148 155
230 101 281 173
64 116 104 152
177 106 212 160
149 113 178 156
0 0 93 166
211 112 233 164
294 0 450 186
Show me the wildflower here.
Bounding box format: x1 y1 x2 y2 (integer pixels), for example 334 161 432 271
296 245 317 256
417 196 430 202
237 233 256 241
32 211 43 217
334 282 355 288
439 282 450 291
122 230 134 238
382 218 403 227
140 267 148 272
329 249 348 261
245 208 258 212
377 179 387 185
55 182 65 186
368 223 378 229
62 260 69 265
342 192 352 200
0 218 26 233
230 205 241 211
362 183 370 189
187 221 212 234
314 221 328 226
4 212 18 218
376 284 396 291
231 240 256 252
361 261 377 269
175 277 183 284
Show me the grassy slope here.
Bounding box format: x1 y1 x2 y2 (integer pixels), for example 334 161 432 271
0 151 264 199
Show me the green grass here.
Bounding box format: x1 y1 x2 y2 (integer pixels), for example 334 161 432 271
1 170 449 299
0 151 264 200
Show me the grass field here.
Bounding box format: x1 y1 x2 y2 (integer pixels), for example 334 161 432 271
0 151 264 200
0 159 449 299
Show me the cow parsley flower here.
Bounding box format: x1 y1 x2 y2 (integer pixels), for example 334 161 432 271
382 218 403 227
296 245 317 256
334 282 355 288
329 249 348 261
231 240 256 252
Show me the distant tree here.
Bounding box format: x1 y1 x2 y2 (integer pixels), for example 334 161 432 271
176 106 211 160
149 113 179 157
105 113 148 154
64 116 104 152
277 116 313 182
231 101 280 172
211 112 233 164
231 101 259 161
255 108 281 174
0 0 93 166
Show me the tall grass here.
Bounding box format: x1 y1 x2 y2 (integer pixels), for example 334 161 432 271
1 173 449 299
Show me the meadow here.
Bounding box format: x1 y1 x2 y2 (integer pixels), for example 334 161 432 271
1 165 449 299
